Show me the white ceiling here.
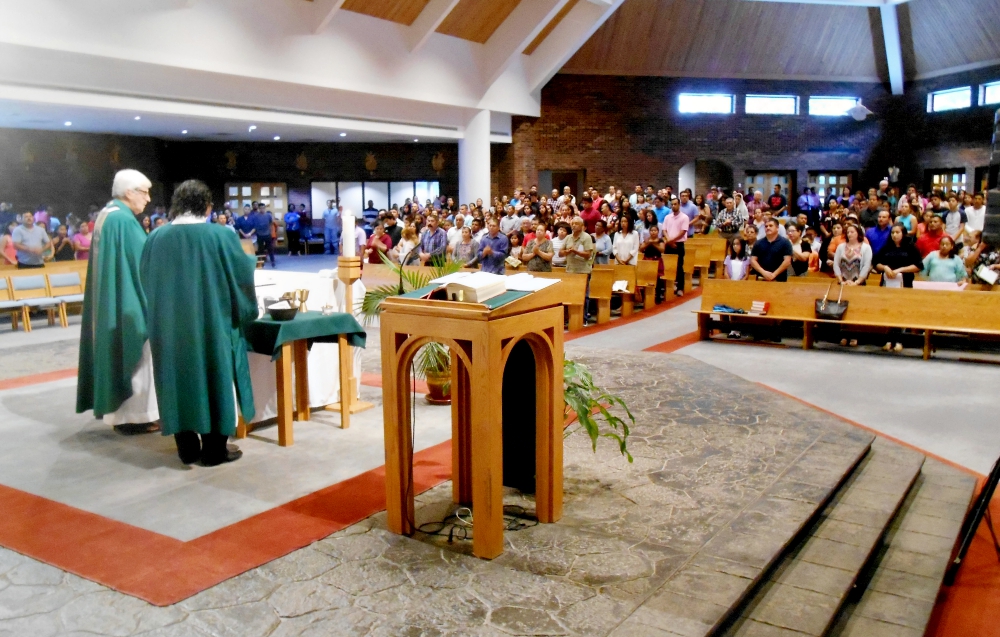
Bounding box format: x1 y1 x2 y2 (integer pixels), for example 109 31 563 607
0 97 456 144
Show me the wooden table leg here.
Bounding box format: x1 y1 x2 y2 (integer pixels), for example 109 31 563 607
338 334 352 429
923 330 932 360
293 340 310 422
276 343 294 446
236 414 247 439
803 321 814 350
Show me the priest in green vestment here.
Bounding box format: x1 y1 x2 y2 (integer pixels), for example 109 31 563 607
140 180 258 466
76 169 161 435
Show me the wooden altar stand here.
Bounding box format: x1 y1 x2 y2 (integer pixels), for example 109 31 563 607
379 283 565 559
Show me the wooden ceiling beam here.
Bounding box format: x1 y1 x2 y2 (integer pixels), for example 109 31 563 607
525 0 625 93
408 0 461 52
480 0 572 88
880 4 905 94
313 0 348 35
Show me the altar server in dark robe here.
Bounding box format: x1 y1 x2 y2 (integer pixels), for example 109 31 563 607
140 180 258 466
76 169 160 434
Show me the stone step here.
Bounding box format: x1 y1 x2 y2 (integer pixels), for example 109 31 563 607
827 458 978 637
715 438 926 637
608 428 874 637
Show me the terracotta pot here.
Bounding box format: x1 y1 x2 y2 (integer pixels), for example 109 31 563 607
424 369 451 405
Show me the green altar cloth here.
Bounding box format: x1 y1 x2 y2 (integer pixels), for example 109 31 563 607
245 311 367 361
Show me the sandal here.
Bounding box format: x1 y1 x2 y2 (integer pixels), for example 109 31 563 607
840 338 848 346
893 343 903 353
883 342 892 352
849 339 858 347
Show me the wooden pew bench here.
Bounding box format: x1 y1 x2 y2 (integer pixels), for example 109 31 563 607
695 279 1000 360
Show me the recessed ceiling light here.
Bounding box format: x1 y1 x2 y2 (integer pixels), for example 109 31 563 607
134 116 141 120
249 125 257 132
339 132 347 137
181 130 188 134
64 121 72 126
273 136 281 141
414 138 419 142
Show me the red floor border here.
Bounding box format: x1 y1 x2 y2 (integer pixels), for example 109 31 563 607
0 441 452 606
564 288 702 342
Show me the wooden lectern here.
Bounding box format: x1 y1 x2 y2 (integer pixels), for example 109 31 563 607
379 282 565 559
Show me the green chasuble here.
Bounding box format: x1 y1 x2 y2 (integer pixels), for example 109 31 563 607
140 220 258 436
76 199 149 417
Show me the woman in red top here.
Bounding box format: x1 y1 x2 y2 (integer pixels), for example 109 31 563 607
363 222 393 264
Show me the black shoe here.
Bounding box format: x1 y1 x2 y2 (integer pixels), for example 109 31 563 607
178 449 201 465
114 422 161 435
202 447 243 467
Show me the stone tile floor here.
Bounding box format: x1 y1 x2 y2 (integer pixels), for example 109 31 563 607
0 348 877 636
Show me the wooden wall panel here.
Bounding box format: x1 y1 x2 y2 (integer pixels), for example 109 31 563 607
341 0 432 26
906 0 1000 76
436 0 521 44
562 0 880 81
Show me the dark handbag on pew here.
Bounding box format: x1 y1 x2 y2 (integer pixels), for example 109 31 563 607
815 282 848 320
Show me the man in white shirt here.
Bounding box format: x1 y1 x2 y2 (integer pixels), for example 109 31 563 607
448 214 465 246
629 185 642 207
964 192 986 245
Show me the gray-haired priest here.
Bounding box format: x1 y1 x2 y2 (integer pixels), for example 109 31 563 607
141 180 257 466
76 169 160 435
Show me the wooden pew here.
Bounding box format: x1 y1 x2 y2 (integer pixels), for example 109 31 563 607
637 259 659 308
590 266 614 324
612 264 638 317
695 279 1000 360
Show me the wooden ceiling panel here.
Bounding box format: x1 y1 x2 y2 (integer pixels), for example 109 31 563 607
436 0 521 44
906 0 1000 76
341 0 433 26
562 0 880 81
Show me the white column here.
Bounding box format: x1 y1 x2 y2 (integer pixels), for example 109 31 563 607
459 109 491 205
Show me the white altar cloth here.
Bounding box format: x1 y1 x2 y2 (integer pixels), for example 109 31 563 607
249 269 366 424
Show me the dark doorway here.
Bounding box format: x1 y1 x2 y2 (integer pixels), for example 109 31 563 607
974 165 996 192
551 171 584 200
502 340 536 493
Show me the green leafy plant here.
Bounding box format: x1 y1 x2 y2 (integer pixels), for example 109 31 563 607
563 359 634 462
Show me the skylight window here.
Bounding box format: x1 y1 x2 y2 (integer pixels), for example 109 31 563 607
745 95 799 115
678 93 734 114
808 96 859 117
927 86 971 112
980 81 1000 106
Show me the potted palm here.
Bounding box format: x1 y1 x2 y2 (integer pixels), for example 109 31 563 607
360 254 464 404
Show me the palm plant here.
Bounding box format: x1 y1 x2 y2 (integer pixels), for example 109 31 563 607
563 359 634 463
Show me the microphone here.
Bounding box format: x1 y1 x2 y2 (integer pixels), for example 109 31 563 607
398 246 421 295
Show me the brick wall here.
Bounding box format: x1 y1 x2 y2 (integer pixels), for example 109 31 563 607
497 66 1000 198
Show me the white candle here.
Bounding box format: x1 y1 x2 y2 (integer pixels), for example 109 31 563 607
342 209 355 257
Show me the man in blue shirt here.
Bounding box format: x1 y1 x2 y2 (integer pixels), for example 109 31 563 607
678 189 700 237
865 210 892 255
235 204 256 246
652 196 670 224
284 206 302 256
251 204 275 267
477 219 509 275
362 200 379 228
418 214 448 266
322 200 340 255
